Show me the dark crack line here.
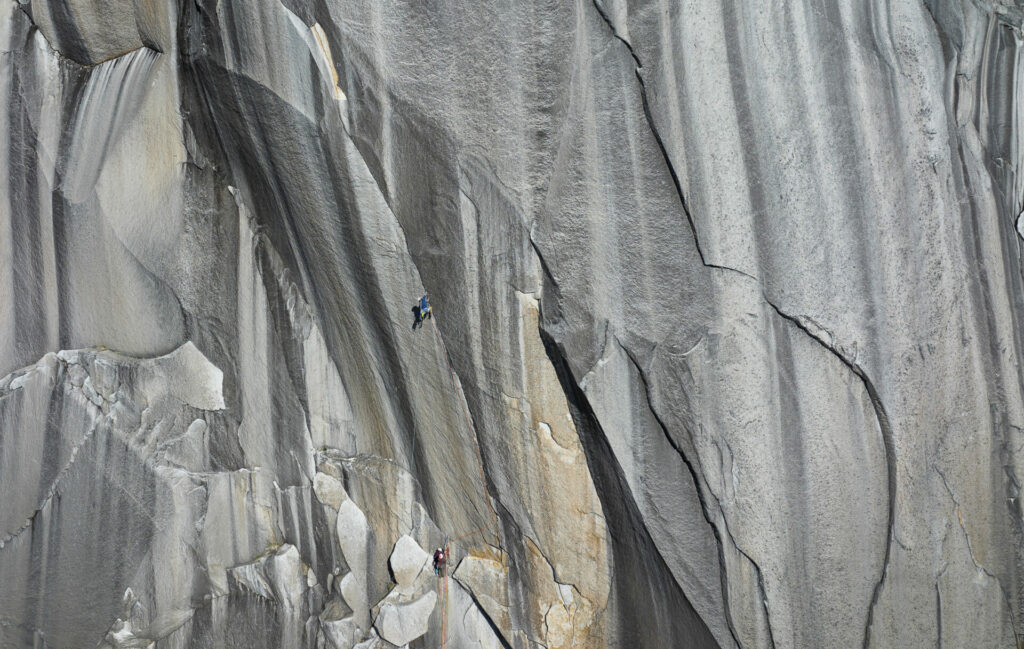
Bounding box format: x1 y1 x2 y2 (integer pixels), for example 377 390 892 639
10 3 162 69
617 338 769 649
935 466 1020 635
538 326 723 648
451 573 514 649
1 392 102 548
572 4 898 646
528 239 562 295
589 0 755 282
557 9 780 641
764 300 897 649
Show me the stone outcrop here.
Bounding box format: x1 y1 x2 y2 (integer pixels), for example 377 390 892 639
388 535 429 591
2 0 1024 647
373 590 436 646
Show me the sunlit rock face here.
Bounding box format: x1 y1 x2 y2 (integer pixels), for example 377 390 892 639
2 0 1024 647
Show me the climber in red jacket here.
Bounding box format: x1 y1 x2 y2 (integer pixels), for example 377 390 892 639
433 547 447 576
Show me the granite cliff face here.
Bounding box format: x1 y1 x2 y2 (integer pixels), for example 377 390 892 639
2 0 1024 647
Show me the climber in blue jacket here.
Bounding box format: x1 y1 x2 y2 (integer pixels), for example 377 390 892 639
413 294 432 330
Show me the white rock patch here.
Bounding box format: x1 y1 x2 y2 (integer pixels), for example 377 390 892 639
389 535 429 590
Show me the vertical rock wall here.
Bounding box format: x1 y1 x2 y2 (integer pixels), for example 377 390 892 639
1 0 1023 648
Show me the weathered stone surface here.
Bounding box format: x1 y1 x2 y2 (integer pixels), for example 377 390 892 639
388 535 428 590
26 0 146 65
453 553 512 640
442 576 506 649
372 590 436 646
228 544 310 610
3 0 1024 647
314 472 347 511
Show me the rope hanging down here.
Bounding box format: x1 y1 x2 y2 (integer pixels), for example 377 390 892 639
431 318 500 543
439 570 448 649
428 310 499 649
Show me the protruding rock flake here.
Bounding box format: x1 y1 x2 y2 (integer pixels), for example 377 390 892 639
388 535 429 590
372 589 436 646
314 471 348 510
2 0 1023 647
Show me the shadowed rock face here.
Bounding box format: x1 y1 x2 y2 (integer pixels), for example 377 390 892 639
2 0 1023 647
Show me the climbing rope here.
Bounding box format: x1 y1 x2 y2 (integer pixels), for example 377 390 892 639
426 309 500 649
431 317 500 542
434 547 451 649
440 568 448 649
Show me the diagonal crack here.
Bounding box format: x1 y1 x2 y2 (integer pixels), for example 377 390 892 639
935 466 1020 635
617 338 770 649
588 0 755 283
11 0 162 66
538 326 724 648
450 575 514 649
1 392 103 549
763 300 897 649
577 4 901 647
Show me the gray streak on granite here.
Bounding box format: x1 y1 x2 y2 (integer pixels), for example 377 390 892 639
2 0 1024 647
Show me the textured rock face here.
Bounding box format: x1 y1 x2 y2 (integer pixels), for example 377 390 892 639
2 0 1024 648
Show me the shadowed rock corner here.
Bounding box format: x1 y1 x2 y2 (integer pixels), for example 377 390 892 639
2 0 1024 648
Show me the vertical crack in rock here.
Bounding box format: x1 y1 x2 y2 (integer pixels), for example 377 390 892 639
530 238 726 647
10 0 1022 644
586 4 898 644
451 577 514 649
536 322 721 648
588 0 755 282
616 339 770 649
428 325 502 544
763 300 897 649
